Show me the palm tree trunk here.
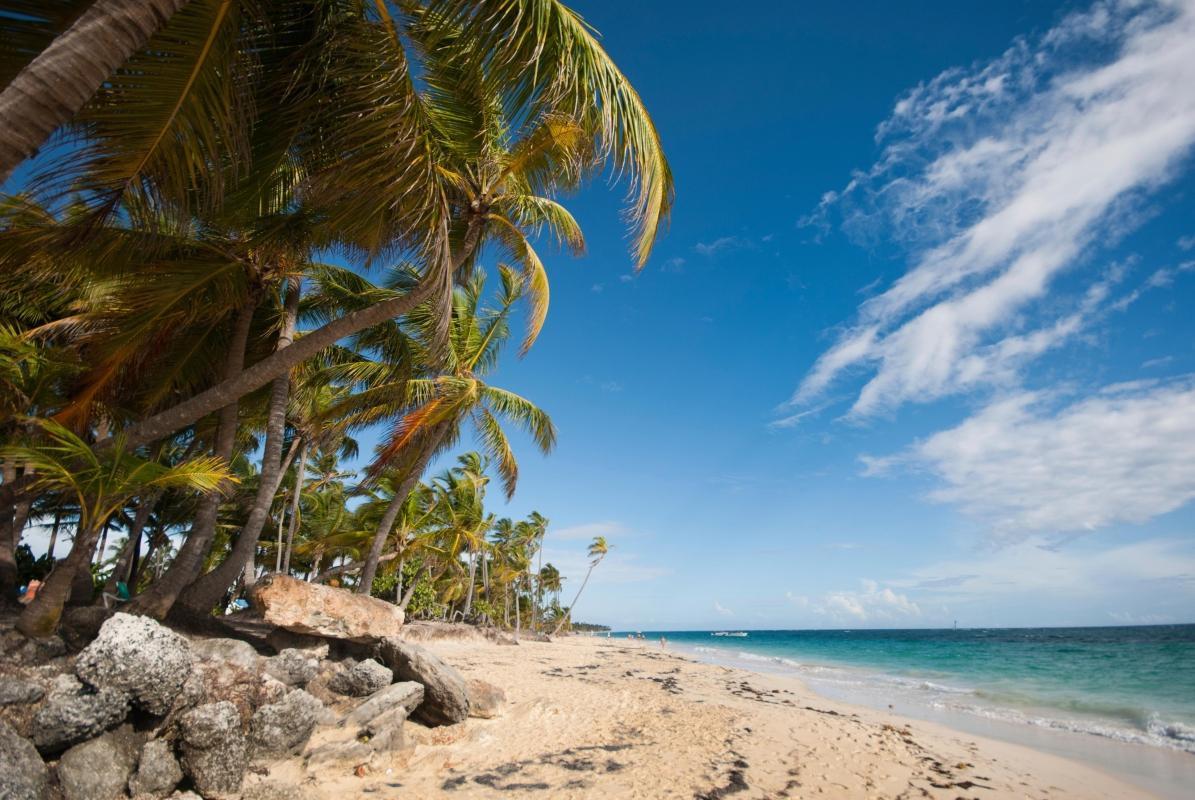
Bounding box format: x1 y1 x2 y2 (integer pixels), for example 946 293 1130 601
552 563 598 637
514 580 521 642
0 0 192 184
17 521 103 638
120 274 443 450
93 522 110 566
105 494 154 594
174 278 300 616
129 295 256 618
503 581 509 627
308 549 322 582
281 438 307 574
357 425 447 594
46 510 62 561
463 547 478 616
0 466 34 604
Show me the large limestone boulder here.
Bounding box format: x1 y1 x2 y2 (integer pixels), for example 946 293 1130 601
56 727 140 800
129 738 183 799
466 678 507 719
0 719 48 800
328 659 392 697
248 576 404 642
75 613 192 715
374 639 468 726
248 690 322 758
189 638 261 673
177 702 247 798
263 649 319 687
31 675 129 754
343 682 423 727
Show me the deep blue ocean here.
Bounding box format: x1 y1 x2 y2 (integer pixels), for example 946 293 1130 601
618 626 1195 753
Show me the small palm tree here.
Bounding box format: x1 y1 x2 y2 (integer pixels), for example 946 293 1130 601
2 419 233 637
552 536 608 637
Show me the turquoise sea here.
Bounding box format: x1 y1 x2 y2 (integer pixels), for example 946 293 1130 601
622 626 1195 754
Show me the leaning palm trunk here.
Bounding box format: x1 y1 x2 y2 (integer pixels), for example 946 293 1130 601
552 563 599 637
463 547 478 616
280 438 307 573
0 0 192 183
130 296 256 618
17 520 104 637
104 493 155 594
174 278 300 616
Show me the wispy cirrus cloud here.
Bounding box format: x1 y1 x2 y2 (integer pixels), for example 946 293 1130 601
695 235 748 257
865 378 1195 540
794 0 1195 417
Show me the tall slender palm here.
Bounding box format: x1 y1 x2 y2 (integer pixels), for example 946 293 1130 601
1 419 231 637
552 536 608 636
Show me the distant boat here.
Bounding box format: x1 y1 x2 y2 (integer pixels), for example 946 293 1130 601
712 631 748 637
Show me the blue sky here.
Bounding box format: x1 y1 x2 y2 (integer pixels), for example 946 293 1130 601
454 0 1195 631
14 0 1195 631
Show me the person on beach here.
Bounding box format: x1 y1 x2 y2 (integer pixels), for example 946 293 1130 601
660 636 668 648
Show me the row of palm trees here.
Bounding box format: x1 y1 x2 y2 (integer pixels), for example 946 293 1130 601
0 0 668 638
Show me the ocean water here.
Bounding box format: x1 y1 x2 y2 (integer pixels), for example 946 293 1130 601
622 626 1195 755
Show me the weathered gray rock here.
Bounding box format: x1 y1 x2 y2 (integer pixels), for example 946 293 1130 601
167 792 203 800
180 659 263 723
358 706 406 753
248 575 404 642
56 728 140 800
248 690 322 758
264 630 329 660
0 678 44 706
177 702 247 798
128 738 183 799
0 719 48 800
328 658 392 697
31 681 130 753
263 649 318 687
10 635 66 664
466 678 507 719
190 638 261 673
375 639 468 726
75 613 192 715
342 681 424 727
303 740 372 768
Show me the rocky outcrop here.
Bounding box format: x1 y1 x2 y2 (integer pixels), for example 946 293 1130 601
342 682 424 727
75 614 192 715
264 650 318 687
129 738 183 799
0 719 48 800
248 576 404 642
328 659 392 697
375 639 468 726
189 638 261 673
465 678 506 719
249 690 322 758
31 676 129 753
56 727 140 800
0 678 44 707
178 702 247 798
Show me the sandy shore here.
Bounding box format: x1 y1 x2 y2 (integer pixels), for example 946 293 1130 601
263 634 1158 799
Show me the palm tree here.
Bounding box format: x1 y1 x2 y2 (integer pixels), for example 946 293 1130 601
342 266 556 592
1 419 231 637
552 536 607 637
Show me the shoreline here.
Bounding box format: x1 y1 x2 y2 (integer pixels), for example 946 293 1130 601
666 639 1195 800
283 633 1169 798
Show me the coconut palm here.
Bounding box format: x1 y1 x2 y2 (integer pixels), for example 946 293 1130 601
1 419 232 637
552 536 607 636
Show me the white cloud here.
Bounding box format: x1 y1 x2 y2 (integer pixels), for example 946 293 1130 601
1178 234 1195 250
713 601 734 617
591 283 604 293
795 0 1195 416
876 378 1195 539
694 236 747 257
551 520 629 541
785 581 920 623
618 274 634 283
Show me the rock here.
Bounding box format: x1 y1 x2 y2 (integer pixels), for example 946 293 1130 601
374 639 468 726
248 575 404 642
465 678 506 719
328 659 392 697
56 727 140 800
263 649 318 687
303 740 372 768
128 739 183 799
190 638 261 672
11 635 66 664
248 690 322 758
239 781 312 800
177 702 247 798
0 719 48 800
75 613 192 715
58 607 114 652
258 675 288 705
0 678 45 706
264 630 329 660
31 681 129 753
342 682 424 727
181 659 265 723
358 706 406 753
167 793 203 800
